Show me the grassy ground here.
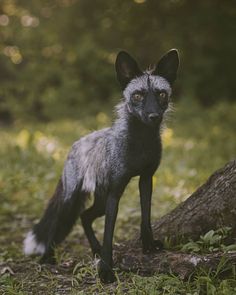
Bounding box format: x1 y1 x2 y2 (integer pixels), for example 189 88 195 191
0 99 236 294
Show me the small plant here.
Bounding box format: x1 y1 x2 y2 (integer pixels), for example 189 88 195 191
181 227 236 254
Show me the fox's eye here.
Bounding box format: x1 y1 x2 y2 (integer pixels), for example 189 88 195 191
159 92 167 99
159 91 168 108
132 93 143 103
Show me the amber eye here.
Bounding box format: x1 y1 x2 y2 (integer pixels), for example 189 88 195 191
159 92 167 99
132 93 143 103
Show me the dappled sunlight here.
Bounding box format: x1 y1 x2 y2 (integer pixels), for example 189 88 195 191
96 112 110 127
152 175 157 187
16 129 31 149
158 179 189 202
183 139 195 151
15 128 66 161
162 127 173 146
33 131 62 160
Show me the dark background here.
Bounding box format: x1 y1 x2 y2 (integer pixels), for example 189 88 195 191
0 0 236 122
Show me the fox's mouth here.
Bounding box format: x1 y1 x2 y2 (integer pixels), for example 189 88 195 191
144 114 163 126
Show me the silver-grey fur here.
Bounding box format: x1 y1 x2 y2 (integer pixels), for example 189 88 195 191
124 74 171 99
62 74 171 201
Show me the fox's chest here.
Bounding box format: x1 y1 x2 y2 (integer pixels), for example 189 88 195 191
125 139 162 176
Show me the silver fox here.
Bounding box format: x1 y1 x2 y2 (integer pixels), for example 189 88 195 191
23 49 179 283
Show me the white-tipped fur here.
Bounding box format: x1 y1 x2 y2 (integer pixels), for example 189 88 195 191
23 231 45 256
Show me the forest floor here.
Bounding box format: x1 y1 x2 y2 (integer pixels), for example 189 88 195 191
1 99 236 294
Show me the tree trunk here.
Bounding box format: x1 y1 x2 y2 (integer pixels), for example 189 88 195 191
114 160 236 276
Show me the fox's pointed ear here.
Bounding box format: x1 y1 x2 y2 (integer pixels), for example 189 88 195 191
115 51 142 89
153 49 179 85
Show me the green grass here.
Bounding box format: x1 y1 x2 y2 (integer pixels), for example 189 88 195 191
0 99 236 294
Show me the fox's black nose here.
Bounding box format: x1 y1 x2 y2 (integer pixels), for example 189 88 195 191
148 113 161 122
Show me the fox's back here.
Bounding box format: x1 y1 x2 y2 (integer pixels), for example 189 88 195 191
62 128 111 197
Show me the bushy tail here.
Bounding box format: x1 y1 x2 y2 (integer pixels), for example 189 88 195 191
23 178 87 259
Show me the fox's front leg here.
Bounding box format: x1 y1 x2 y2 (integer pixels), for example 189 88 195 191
139 175 163 253
98 194 119 283
98 180 128 283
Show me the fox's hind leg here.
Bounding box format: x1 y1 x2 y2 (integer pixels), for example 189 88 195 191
81 192 105 256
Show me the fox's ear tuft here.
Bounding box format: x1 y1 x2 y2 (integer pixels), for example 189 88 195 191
115 51 142 89
153 49 179 85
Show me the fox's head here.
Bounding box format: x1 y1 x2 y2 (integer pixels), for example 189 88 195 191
115 49 179 126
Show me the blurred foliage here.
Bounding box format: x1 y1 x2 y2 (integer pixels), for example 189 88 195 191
0 0 236 122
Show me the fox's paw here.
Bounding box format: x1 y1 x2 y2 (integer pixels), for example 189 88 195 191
39 254 56 265
142 239 163 254
98 260 116 284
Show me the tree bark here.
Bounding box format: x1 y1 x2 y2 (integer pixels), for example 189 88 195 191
114 160 236 276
